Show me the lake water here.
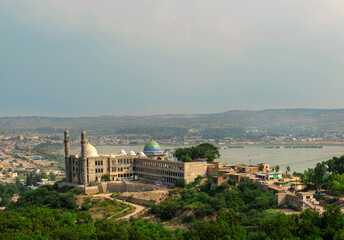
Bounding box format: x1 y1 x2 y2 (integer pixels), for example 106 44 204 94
69 145 344 173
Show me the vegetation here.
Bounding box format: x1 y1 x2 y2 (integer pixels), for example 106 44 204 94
0 178 29 207
286 166 291 173
175 179 186 188
0 176 344 239
101 174 111 182
275 165 280 172
174 143 220 162
301 155 344 195
258 163 264 171
152 180 276 221
7 184 77 211
49 172 57 181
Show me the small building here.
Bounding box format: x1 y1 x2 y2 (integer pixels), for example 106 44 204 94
37 178 55 186
7 172 17 178
11 194 19 202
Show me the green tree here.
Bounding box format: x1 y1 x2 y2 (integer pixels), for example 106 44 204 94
286 166 291 173
180 154 192 162
260 212 295 239
95 219 129 240
151 200 180 221
193 175 203 185
313 162 326 189
325 173 344 195
49 172 56 181
275 165 280 172
174 143 220 162
301 168 315 186
101 174 111 182
176 178 186 188
195 210 246 240
258 163 264 171
326 155 344 174
321 204 344 239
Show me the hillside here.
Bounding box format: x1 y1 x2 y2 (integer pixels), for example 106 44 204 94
1 109 344 139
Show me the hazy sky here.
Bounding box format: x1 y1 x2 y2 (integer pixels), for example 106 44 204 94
1 0 344 117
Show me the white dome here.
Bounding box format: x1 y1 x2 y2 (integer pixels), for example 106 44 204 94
129 150 136 156
138 151 146 157
82 143 99 157
119 149 127 156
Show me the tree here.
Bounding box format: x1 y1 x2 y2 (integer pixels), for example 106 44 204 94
49 172 56 181
258 163 264 171
260 212 295 239
41 172 48 179
326 155 344 174
275 165 280 172
313 163 326 189
301 168 315 186
325 174 344 195
101 174 110 182
174 143 220 162
194 175 203 185
195 210 246 240
197 143 220 160
176 178 186 188
180 154 192 162
286 166 291 173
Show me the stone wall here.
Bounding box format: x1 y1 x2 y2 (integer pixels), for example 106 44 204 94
286 194 302 210
89 182 155 193
107 183 154 192
117 196 155 206
90 182 108 193
275 193 287 205
184 162 207 184
84 186 99 195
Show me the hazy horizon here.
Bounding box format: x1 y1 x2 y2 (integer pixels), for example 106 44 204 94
2 1 344 116
1 107 344 118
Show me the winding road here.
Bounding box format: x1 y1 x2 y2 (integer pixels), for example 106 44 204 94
93 193 146 220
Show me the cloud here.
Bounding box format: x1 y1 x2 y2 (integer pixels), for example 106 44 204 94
3 0 344 52
1 0 344 116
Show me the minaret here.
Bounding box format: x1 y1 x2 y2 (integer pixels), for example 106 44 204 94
81 130 87 186
64 130 71 182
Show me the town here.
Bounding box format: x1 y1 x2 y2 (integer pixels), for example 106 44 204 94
1 129 343 239
1 130 341 214
1 129 344 186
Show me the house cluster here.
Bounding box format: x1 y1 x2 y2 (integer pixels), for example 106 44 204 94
209 161 322 212
209 162 282 186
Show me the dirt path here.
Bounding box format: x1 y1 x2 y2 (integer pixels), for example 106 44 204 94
107 207 129 220
94 193 146 220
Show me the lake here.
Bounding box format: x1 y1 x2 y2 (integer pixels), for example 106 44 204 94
69 145 344 173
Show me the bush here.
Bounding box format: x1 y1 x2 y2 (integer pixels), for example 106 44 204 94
101 174 111 182
176 178 186 188
151 200 180 221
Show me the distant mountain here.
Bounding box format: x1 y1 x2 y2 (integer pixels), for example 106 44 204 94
1 109 344 138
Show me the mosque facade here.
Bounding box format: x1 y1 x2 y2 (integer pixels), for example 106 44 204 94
63 130 207 187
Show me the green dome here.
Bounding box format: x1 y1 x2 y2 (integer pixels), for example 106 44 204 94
143 140 163 154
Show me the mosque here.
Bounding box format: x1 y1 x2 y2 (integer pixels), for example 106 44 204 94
63 130 207 192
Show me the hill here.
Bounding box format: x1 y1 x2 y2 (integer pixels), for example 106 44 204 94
1 109 344 139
